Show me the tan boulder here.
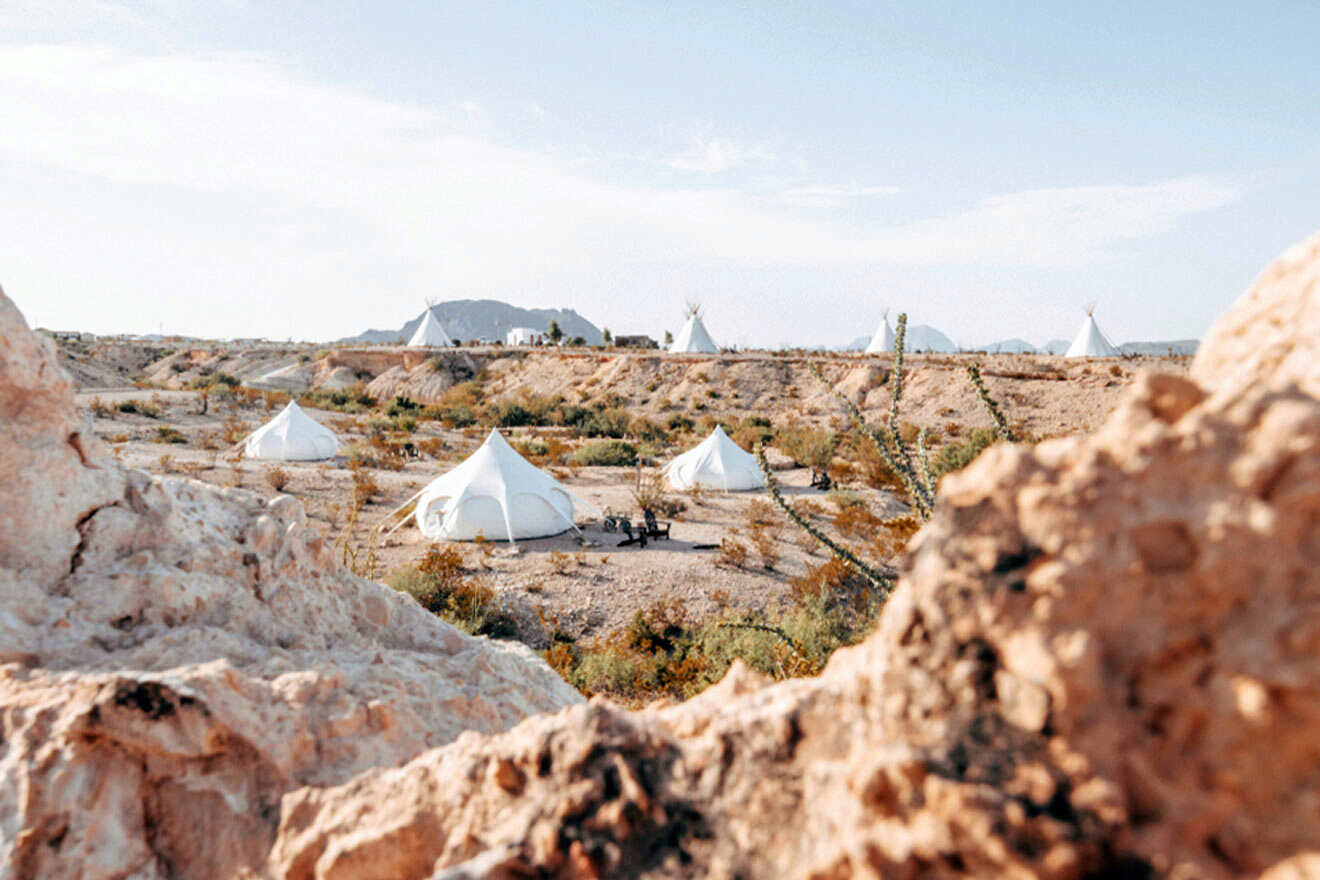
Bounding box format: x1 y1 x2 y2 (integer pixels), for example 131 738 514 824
1192 228 1320 398
0 289 583 878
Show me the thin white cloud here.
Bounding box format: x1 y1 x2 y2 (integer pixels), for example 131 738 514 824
776 183 901 209
665 137 769 174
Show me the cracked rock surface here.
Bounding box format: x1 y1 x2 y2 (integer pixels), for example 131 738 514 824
0 290 583 880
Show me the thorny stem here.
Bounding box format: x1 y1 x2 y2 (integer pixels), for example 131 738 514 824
755 443 893 594
966 364 1019 442
916 426 936 501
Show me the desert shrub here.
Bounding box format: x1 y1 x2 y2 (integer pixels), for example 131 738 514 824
439 379 485 407
573 407 631 439
386 395 420 417
715 537 749 569
832 504 883 540
116 400 161 418
731 422 772 452
632 471 686 518
571 439 636 467
262 390 290 411
438 404 477 428
264 465 291 492
514 438 549 457
415 436 444 457
299 386 376 414
154 426 187 444
485 400 536 427
628 417 668 443
776 425 837 470
665 413 694 433
350 467 380 506
932 427 999 479
388 545 516 637
546 551 573 575
826 488 865 510
188 372 240 391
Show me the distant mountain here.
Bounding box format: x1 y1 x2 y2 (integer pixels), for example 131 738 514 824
969 338 1036 354
339 300 603 345
1117 339 1199 356
904 325 958 352
844 324 958 353
1040 339 1070 355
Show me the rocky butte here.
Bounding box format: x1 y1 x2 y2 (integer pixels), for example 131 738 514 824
2 230 1319 879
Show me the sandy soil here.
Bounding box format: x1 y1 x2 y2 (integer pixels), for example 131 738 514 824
70 344 1186 647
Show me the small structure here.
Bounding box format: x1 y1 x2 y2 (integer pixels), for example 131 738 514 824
864 312 895 354
669 304 719 354
664 426 764 491
243 401 340 461
413 429 596 544
614 334 658 350
506 327 542 346
1065 305 1120 357
407 310 456 348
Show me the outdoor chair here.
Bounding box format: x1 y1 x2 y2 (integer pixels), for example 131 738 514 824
642 509 671 540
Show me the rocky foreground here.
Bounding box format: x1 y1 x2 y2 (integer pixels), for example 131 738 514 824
2 230 1319 879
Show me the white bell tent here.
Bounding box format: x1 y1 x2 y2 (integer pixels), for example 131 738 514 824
1064 305 1120 357
864 312 895 353
664 425 764 491
243 401 340 461
412 429 596 543
669 304 719 353
407 309 456 348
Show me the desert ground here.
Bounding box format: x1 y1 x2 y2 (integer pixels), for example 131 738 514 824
64 339 1185 647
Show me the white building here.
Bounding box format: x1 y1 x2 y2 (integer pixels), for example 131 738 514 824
506 327 542 346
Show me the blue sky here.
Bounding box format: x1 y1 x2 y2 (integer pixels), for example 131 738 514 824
2 1 1318 347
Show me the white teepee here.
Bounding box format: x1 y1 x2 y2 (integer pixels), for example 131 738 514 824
864 312 895 353
414 429 595 543
1064 305 1120 357
243 401 340 461
407 309 456 348
669 304 719 353
664 425 764 491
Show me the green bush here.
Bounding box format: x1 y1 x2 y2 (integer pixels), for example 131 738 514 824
932 427 999 479
388 545 517 638
155 426 187 444
299 387 376 413
386 395 420 417
115 400 161 418
438 404 476 428
572 439 637 466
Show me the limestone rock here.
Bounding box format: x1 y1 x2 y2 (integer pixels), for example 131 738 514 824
263 233 1320 879
0 290 583 879
1192 228 1320 398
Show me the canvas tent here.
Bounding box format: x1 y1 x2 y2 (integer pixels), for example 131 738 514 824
664 425 764 491
864 313 895 353
1064 306 1120 357
413 429 596 543
407 309 456 347
243 401 340 461
669 306 719 353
